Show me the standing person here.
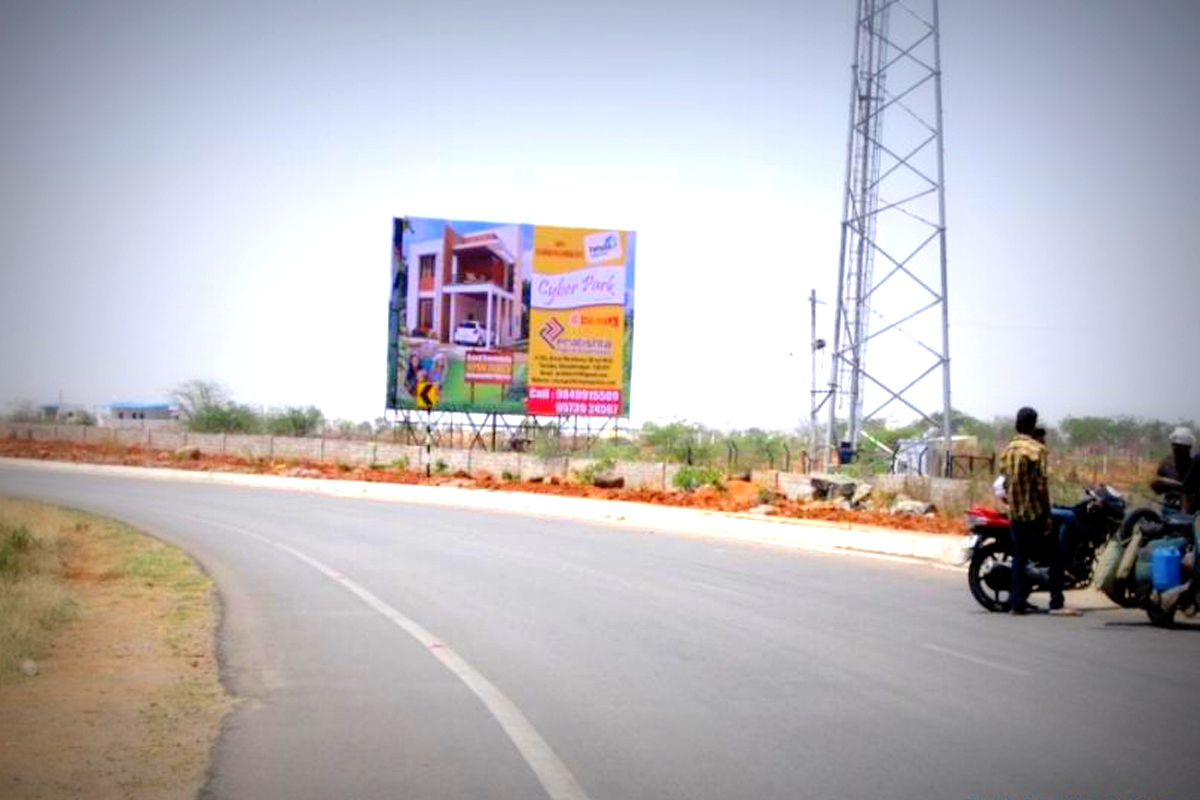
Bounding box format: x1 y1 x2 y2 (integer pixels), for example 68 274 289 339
1151 426 1194 498
404 353 421 397
999 407 1072 615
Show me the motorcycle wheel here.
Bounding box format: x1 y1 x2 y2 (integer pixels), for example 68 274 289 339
1146 602 1176 629
968 540 1013 612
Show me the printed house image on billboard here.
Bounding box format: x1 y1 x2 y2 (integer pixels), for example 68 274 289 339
388 216 635 416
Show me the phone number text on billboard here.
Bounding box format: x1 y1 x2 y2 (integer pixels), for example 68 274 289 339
527 387 622 417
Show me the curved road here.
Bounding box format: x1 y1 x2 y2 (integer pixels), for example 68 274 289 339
3 463 1198 799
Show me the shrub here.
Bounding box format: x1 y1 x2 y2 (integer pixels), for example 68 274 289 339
673 465 724 492
0 524 34 578
187 403 263 434
575 457 617 486
266 406 324 437
434 459 448 475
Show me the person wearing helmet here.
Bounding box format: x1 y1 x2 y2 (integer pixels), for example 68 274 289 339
1151 426 1194 497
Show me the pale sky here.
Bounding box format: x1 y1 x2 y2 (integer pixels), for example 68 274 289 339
1 0 1198 431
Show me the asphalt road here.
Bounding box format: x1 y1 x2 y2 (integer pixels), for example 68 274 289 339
3 463 1199 800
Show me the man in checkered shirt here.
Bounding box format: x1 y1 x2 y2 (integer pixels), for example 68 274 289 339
999 406 1073 615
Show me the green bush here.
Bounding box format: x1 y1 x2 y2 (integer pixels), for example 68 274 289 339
266 406 324 437
0 524 34 578
585 439 641 462
575 458 617 486
673 465 724 492
187 403 263 433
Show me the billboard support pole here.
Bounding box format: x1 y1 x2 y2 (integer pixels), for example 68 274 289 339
425 409 432 477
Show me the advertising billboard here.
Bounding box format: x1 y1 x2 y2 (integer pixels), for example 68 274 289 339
388 216 635 416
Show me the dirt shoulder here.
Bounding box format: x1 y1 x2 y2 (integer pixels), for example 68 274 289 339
0 498 229 800
0 439 968 535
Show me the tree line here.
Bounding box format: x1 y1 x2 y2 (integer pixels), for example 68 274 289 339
6 380 1193 467
171 380 326 437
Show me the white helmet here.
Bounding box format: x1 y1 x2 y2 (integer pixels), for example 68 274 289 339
1169 426 1195 447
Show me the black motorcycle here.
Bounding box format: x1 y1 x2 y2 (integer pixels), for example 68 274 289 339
965 485 1127 612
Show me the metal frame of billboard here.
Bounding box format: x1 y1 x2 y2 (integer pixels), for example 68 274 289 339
386 409 622 453
388 216 635 420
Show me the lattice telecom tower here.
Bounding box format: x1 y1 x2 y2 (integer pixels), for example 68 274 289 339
825 0 952 468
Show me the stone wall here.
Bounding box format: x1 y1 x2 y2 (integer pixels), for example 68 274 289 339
0 423 973 502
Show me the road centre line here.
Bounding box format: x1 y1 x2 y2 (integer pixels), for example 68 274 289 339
922 643 1032 677
170 512 591 800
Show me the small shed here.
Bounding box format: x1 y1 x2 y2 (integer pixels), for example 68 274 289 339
104 402 176 423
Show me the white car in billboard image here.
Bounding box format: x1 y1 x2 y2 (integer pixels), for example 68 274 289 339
453 320 489 347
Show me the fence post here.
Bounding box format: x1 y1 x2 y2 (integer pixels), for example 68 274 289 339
320 436 325 463
269 436 275 461
222 432 227 455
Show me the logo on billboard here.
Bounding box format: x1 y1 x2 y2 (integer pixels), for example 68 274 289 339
539 317 565 349
584 231 622 264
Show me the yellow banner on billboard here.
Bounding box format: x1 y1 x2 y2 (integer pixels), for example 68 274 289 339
529 307 625 386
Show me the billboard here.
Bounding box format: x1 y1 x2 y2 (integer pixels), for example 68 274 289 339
388 216 635 416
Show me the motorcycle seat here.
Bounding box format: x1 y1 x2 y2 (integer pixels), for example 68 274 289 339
1050 506 1074 522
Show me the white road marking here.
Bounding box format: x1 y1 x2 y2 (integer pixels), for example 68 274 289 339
690 580 752 599
181 514 590 800
921 643 1032 677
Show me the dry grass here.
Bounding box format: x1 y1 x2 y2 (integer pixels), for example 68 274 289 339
0 495 229 799
0 495 216 678
0 499 80 679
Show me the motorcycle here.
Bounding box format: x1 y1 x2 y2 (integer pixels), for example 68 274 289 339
964 485 1127 613
1094 477 1198 627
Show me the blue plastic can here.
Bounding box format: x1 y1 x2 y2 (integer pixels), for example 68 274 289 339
1151 545 1183 591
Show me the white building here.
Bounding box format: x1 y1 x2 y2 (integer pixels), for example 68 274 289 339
405 224 524 347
